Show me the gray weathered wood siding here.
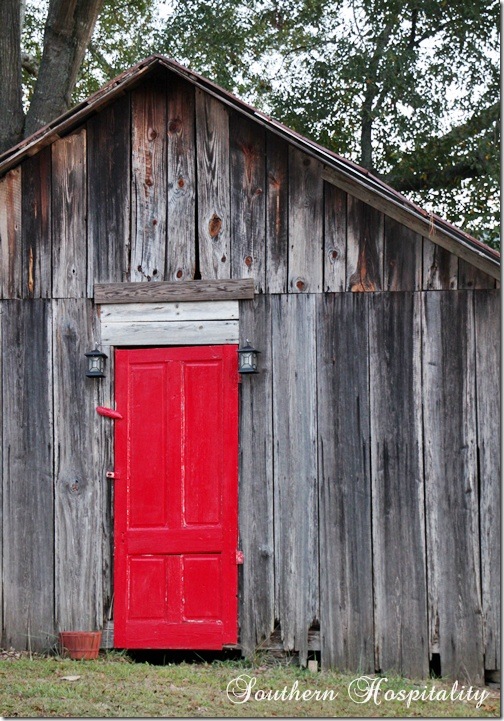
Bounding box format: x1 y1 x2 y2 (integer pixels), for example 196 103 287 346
317 293 373 672
0 66 499 682
2 301 54 650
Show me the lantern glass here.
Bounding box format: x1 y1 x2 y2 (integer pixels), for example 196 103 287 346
85 348 107 378
237 341 260 374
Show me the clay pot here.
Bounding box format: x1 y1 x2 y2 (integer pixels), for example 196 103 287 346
59 631 102 660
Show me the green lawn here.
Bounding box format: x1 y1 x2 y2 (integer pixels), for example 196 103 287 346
0 651 499 717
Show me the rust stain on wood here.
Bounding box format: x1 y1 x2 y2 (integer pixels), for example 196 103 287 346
28 246 34 295
349 245 377 292
209 213 222 238
268 173 284 240
144 149 153 192
268 172 280 191
239 141 258 186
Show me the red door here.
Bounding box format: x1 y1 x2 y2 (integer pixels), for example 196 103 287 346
113 345 239 649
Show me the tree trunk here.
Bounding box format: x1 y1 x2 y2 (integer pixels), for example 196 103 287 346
24 0 104 138
360 89 374 170
0 0 24 154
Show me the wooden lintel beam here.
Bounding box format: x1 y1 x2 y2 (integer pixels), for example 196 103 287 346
322 167 500 280
94 278 255 304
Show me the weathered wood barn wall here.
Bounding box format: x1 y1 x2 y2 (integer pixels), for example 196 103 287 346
0 56 499 683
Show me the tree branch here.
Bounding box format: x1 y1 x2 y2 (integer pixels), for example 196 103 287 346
360 19 396 170
88 41 114 77
25 0 105 137
0 0 25 151
384 102 499 191
388 159 485 193
22 52 39 76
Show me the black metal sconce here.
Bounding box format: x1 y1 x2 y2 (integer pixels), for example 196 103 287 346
85 347 108 378
237 340 260 374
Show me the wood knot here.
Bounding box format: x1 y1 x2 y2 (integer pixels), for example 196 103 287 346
147 128 158 140
295 277 306 291
177 178 185 188
168 119 182 134
254 187 263 196
329 249 338 261
176 270 183 279
244 255 253 267
152 219 157 225
209 214 222 238
221 254 227 263
145 178 153 187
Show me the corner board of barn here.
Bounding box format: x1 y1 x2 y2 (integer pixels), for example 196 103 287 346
0 56 500 684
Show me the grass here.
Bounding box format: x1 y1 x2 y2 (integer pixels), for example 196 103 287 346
0 650 499 717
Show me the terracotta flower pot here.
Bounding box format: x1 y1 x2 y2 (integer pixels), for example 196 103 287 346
59 631 102 660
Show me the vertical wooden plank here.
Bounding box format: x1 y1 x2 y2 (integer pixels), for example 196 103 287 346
87 94 131 291
265 133 288 293
346 195 383 291
52 131 87 298
98 341 114 627
0 167 22 299
272 294 318 665
458 259 496 289
323 182 346 291
230 112 266 292
238 295 274 655
0 302 3 642
196 90 230 280
369 292 428 677
53 299 103 631
3 300 54 650
131 74 168 282
422 237 457 289
383 216 422 290
317 293 373 671
167 77 196 282
474 290 500 671
22 147 52 298
422 290 483 682
288 148 323 292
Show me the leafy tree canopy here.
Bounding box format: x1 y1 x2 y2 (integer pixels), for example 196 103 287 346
13 0 503 247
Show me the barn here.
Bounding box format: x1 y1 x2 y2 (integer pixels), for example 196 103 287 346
0 55 499 683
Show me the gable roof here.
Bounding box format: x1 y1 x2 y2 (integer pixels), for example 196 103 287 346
0 54 499 278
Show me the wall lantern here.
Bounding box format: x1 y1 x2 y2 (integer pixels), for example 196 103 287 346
85 347 108 378
237 340 260 374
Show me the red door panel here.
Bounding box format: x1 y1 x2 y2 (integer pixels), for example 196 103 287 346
114 345 239 649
